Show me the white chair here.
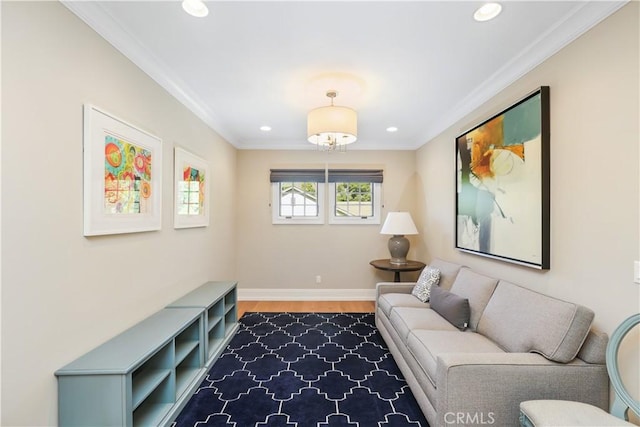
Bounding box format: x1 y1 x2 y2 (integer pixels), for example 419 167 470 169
520 313 640 427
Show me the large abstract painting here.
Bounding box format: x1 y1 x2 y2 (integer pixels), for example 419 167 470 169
455 87 550 269
83 105 162 236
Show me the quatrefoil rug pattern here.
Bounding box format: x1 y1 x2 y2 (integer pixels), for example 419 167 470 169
173 312 429 426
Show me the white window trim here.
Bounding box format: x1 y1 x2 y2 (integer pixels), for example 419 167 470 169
271 182 325 225
328 182 382 225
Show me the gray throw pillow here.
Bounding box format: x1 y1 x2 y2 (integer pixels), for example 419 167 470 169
411 266 440 302
430 285 470 330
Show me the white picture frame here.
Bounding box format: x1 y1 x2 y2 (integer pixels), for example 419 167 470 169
83 104 163 236
174 147 210 229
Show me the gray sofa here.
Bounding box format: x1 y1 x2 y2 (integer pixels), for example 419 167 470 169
375 258 609 427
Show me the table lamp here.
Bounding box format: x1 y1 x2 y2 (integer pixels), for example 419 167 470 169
380 212 418 265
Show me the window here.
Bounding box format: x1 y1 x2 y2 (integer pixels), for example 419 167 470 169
334 182 373 216
279 182 319 217
328 169 383 224
270 169 325 224
270 168 383 225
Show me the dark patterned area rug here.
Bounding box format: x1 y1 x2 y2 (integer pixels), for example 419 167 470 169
173 312 428 426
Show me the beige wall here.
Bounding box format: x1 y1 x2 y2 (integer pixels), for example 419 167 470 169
416 1 640 408
236 150 418 296
1 2 237 425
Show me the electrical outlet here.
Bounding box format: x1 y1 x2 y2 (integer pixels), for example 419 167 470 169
315 275 322 284
634 261 640 284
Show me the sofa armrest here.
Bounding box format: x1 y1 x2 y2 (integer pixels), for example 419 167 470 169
434 353 609 426
376 282 415 297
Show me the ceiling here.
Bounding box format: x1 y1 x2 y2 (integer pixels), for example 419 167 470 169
63 1 626 151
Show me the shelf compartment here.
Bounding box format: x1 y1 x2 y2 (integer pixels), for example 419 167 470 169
224 309 237 333
133 402 173 427
175 320 201 366
132 375 173 427
175 340 199 366
208 315 223 332
208 320 225 359
224 291 236 309
176 367 201 399
208 301 224 332
132 367 172 411
176 347 202 398
131 344 173 410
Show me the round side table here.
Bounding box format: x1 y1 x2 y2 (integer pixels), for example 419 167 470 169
369 259 426 282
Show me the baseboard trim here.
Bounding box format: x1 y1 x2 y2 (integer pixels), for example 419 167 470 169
238 288 376 301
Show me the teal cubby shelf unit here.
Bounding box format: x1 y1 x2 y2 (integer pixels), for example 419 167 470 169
166 281 239 366
55 307 205 427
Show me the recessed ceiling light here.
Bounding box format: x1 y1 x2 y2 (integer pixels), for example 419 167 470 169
474 3 502 22
260 126 272 132
182 0 209 18
386 126 398 133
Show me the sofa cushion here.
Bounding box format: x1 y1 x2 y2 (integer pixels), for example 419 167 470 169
407 330 505 387
449 267 498 331
430 285 470 330
477 281 594 363
378 293 428 317
576 328 607 364
429 258 463 290
390 307 458 343
411 266 440 302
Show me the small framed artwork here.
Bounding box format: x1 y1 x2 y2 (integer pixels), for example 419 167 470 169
455 86 550 269
174 147 210 228
83 105 162 236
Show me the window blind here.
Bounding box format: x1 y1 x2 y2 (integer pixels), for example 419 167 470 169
269 169 326 183
327 169 383 183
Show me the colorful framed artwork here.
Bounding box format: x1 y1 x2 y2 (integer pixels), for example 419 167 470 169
83 105 162 236
455 86 550 269
174 147 210 229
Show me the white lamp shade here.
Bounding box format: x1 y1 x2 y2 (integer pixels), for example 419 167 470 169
307 105 357 146
380 212 418 235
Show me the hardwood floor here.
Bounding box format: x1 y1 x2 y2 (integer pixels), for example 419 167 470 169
237 300 375 317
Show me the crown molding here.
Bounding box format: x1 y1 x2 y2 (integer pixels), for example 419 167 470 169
418 0 628 147
63 1 627 151
61 1 240 146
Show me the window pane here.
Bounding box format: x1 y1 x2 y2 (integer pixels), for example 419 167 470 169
279 182 318 217
334 182 373 217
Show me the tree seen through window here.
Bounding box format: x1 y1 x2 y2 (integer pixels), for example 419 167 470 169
335 182 373 217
